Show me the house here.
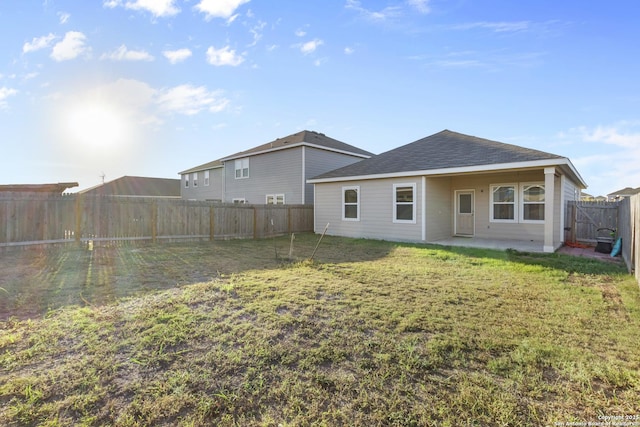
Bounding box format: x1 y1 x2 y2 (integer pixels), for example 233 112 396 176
580 192 607 202
0 182 78 197
308 130 587 253
79 176 180 198
179 130 373 204
607 187 640 202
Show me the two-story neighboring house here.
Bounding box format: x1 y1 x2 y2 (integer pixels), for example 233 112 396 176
179 130 373 204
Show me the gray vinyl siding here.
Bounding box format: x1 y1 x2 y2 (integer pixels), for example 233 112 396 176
304 147 368 204
563 178 580 202
314 178 422 242
224 148 303 204
180 167 223 201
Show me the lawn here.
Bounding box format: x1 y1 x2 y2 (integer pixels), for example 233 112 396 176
1 234 639 426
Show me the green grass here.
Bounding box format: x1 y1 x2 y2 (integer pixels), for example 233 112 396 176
1 234 639 426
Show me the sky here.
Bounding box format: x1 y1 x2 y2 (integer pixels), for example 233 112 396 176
1 1 639 197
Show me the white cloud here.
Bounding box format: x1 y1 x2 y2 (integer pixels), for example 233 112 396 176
126 0 179 17
248 21 267 47
576 123 640 149
101 45 154 61
50 31 89 61
58 12 70 24
195 0 250 20
156 84 230 115
452 21 531 33
103 0 121 8
300 39 324 55
345 0 402 22
0 87 18 109
344 47 354 55
558 122 640 196
295 29 306 37
103 0 180 17
206 45 245 66
23 33 56 53
407 0 430 14
163 48 192 64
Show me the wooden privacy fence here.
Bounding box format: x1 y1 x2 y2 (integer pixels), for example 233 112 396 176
566 199 639 281
0 194 313 247
618 195 639 282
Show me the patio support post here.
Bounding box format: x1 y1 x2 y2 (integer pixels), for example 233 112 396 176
544 167 556 252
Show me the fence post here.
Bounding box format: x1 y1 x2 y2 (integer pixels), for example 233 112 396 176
210 205 215 241
74 194 82 245
151 199 158 243
288 206 292 234
253 206 258 240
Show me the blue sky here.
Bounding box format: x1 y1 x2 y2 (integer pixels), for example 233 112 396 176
1 0 639 196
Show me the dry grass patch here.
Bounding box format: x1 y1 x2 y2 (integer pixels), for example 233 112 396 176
1 235 639 426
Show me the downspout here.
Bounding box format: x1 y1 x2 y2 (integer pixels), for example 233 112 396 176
422 176 427 241
301 146 306 204
560 174 566 244
222 162 226 203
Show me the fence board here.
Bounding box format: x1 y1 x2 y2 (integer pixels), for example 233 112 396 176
565 201 619 243
0 195 313 247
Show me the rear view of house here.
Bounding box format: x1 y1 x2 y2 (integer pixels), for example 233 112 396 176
179 130 373 204
309 130 587 252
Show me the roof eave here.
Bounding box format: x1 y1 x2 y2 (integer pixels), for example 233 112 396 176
179 163 224 175
308 158 588 187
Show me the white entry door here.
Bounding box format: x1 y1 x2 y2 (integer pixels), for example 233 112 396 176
455 190 475 236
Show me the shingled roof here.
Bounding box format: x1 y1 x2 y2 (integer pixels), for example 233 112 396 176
220 130 374 161
311 129 572 181
179 130 373 175
80 176 180 197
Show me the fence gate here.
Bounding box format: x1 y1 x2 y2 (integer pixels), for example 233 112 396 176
565 201 619 244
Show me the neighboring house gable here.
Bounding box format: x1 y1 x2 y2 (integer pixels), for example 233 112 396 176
309 130 587 253
80 176 180 198
179 160 224 201
607 187 640 201
179 130 373 204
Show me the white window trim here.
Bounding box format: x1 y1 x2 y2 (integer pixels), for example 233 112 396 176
266 194 285 205
232 198 246 204
490 183 518 223
204 170 210 186
184 175 189 188
393 183 417 224
192 172 198 187
342 185 360 221
520 182 545 223
235 158 249 179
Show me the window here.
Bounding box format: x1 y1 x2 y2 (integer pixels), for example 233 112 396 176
192 172 198 187
458 194 472 214
393 183 416 223
204 170 210 186
184 174 189 188
521 184 545 222
491 184 516 222
266 194 285 205
342 186 360 221
232 198 246 204
235 158 249 179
